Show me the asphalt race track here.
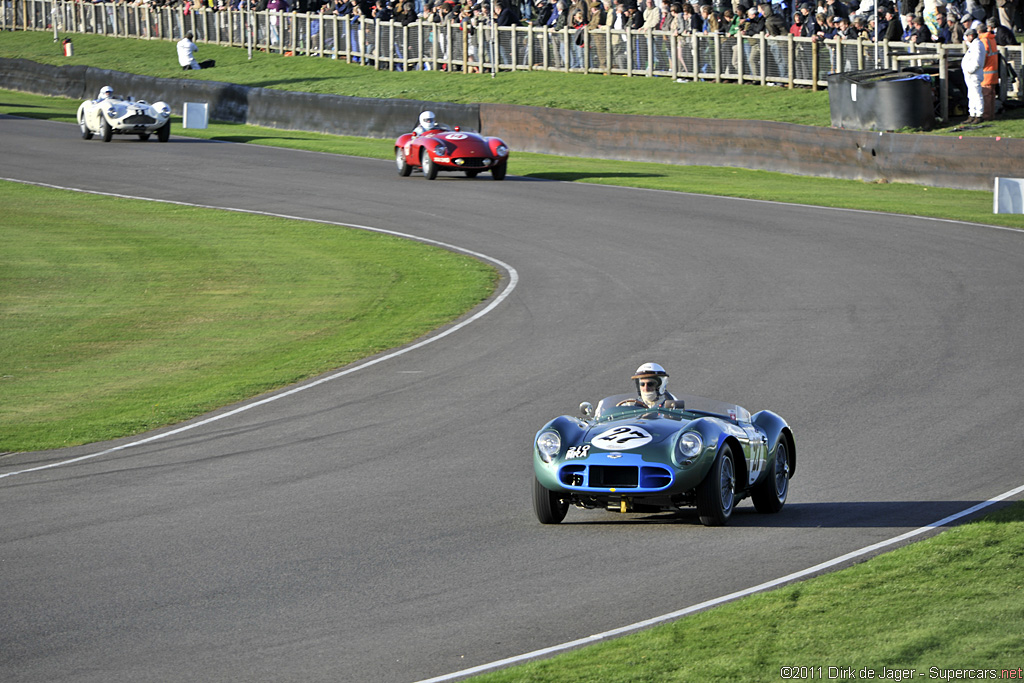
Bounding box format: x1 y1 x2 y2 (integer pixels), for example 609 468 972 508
2 115 1023 683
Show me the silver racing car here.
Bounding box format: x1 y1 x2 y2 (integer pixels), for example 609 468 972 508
78 86 172 143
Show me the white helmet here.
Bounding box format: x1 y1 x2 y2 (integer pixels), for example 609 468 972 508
418 110 436 130
631 362 669 406
99 85 114 100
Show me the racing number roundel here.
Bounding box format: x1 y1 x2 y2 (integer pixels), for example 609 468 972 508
591 425 653 450
444 133 468 141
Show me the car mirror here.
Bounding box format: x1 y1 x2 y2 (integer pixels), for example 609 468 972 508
579 402 593 418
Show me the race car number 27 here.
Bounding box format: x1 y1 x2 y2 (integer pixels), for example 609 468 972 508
591 426 653 450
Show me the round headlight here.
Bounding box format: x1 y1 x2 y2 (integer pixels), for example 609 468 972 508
496 145 509 157
536 430 561 463
677 432 703 460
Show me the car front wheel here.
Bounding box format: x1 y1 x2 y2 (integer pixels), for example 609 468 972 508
421 149 437 180
156 120 171 143
79 114 93 140
492 160 507 181
100 118 113 143
533 477 568 524
697 444 736 526
396 147 412 176
752 438 790 514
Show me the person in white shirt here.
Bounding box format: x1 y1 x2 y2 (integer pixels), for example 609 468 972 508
177 31 201 70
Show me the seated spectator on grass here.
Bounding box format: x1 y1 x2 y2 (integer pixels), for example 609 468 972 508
176 31 214 70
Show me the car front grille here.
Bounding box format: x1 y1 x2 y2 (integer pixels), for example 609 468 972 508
559 465 673 490
589 465 638 488
458 158 488 168
123 114 156 125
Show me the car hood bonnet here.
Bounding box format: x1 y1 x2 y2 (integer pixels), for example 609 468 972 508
583 414 691 451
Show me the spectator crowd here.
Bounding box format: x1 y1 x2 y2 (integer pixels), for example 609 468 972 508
124 0 1022 46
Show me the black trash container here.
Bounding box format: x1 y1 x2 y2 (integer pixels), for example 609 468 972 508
827 69 935 131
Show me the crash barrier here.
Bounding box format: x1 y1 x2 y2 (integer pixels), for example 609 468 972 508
5 0 1022 111
0 57 481 139
481 102 1024 191
4 57 1022 191
827 70 936 132
994 178 1024 214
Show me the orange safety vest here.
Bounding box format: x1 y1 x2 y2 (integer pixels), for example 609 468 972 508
979 31 998 87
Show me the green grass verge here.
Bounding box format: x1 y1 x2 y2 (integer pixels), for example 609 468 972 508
3 31 1023 137
3 88 1024 231
0 181 495 452
469 500 1024 682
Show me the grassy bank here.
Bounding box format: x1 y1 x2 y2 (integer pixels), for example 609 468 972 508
469 499 1024 682
3 31 1023 137
0 181 495 452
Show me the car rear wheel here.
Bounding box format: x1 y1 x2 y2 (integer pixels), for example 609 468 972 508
752 438 790 514
492 160 507 181
464 169 480 178
79 114 93 140
396 147 412 176
533 477 568 524
696 444 736 526
138 133 151 141
156 121 171 143
421 149 437 180
100 118 113 143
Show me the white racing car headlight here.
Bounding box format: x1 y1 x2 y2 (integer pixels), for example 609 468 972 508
675 432 703 466
536 430 561 463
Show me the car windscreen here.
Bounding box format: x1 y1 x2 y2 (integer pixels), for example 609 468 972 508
593 394 750 423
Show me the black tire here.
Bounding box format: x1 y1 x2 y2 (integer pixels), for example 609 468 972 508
138 133 151 141
491 160 507 180
696 444 736 526
79 114 93 140
752 437 790 514
396 147 412 176
421 149 437 180
533 477 568 525
156 120 171 143
100 118 113 143
464 169 480 178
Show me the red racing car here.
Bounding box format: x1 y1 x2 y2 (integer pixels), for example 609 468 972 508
395 121 509 181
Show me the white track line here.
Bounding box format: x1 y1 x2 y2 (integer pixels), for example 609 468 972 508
415 483 1024 683
0 178 518 481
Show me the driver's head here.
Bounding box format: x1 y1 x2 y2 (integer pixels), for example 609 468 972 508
419 110 436 130
99 85 114 100
632 362 669 407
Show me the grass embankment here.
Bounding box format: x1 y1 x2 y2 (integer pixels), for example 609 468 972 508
469 499 1024 682
3 30 1023 136
0 181 495 452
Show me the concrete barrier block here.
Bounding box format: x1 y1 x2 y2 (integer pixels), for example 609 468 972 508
183 102 208 129
994 178 1024 214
